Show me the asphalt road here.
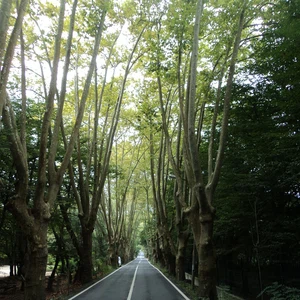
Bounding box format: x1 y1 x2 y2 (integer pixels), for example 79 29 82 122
69 258 190 300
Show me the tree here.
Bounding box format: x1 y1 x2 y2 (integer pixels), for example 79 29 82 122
214 0 300 296
63 9 145 282
179 0 247 298
1 0 108 298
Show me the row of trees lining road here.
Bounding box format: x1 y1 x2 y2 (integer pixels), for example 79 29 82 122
0 0 299 300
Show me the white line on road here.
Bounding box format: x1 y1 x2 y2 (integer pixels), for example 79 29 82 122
126 260 141 300
148 261 190 300
68 260 136 300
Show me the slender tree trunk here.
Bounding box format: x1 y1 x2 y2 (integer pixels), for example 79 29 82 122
47 255 59 292
9 260 14 277
0 0 29 118
0 0 12 69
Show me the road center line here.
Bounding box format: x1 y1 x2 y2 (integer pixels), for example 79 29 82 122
127 260 140 300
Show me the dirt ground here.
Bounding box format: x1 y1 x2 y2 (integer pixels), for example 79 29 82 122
0 275 83 300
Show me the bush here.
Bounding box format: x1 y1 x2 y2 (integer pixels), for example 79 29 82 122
257 282 300 300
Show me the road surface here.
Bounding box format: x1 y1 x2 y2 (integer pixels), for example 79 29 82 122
69 258 190 300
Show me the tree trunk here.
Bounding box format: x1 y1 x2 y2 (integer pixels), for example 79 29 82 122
176 231 189 281
0 0 12 70
176 254 185 281
198 216 218 300
9 262 14 277
155 234 164 267
24 226 48 300
47 255 59 292
167 253 176 276
187 203 217 298
78 227 93 283
0 0 29 119
182 1 246 298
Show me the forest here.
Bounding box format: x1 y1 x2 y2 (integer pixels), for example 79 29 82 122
0 0 299 299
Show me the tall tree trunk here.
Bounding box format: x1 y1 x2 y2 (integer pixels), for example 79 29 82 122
0 0 12 70
47 255 59 292
108 245 117 267
167 254 176 276
78 226 93 283
181 0 247 298
69 23 145 283
24 221 48 300
198 208 217 299
155 234 164 266
0 0 29 118
176 230 189 281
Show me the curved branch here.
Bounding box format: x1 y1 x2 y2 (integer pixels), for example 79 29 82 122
207 0 247 198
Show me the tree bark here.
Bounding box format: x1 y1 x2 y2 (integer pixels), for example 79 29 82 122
24 222 48 300
176 230 189 281
47 255 59 292
68 22 145 283
181 0 247 298
78 226 93 283
0 0 29 119
0 0 12 70
197 210 218 299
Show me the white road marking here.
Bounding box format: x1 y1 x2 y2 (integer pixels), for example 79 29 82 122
68 260 136 299
126 260 141 300
68 258 190 300
148 260 191 300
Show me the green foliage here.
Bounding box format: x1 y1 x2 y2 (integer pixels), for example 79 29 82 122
214 0 300 295
94 258 106 274
257 282 300 300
